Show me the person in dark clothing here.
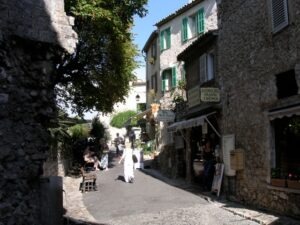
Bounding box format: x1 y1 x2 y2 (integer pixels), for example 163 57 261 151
114 133 123 157
202 139 216 191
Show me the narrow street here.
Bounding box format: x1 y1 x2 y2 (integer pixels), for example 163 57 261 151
63 149 294 225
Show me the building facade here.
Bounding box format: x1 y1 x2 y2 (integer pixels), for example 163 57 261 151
218 0 300 217
143 0 219 175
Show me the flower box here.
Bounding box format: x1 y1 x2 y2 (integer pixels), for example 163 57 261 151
287 180 300 190
271 178 286 187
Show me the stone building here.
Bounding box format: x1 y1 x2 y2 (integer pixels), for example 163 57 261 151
143 0 218 177
168 30 221 183
218 0 300 217
0 0 77 224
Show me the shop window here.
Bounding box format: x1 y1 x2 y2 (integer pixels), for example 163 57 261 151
273 116 300 179
276 70 298 99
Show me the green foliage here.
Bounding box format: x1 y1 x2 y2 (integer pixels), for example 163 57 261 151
48 109 88 160
69 124 90 140
56 0 148 116
110 110 137 128
89 117 105 140
141 140 154 155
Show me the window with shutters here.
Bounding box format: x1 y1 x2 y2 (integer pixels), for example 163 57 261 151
151 42 157 58
270 0 289 33
181 8 205 43
162 67 176 92
151 73 158 93
199 52 215 84
160 27 171 51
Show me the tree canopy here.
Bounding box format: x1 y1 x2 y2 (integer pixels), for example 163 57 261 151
55 0 148 116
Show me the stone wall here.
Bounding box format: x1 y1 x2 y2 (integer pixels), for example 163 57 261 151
218 0 300 217
0 0 77 53
0 36 61 224
0 0 77 224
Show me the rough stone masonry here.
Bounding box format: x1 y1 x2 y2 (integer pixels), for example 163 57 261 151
0 0 77 224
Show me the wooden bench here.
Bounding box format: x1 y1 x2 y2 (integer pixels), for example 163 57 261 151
80 167 97 193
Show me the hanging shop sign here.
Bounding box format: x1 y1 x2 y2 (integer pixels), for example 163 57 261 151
200 87 220 102
156 110 175 122
188 86 200 108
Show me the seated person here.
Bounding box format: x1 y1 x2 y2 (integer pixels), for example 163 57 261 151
83 146 100 171
99 138 109 171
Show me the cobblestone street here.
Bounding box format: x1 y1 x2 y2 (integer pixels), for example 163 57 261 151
63 151 300 225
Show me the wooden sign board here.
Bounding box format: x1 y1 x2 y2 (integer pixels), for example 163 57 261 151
187 86 200 108
156 110 175 122
200 87 220 102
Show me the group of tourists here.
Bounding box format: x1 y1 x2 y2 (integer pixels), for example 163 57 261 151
82 130 138 184
83 138 110 171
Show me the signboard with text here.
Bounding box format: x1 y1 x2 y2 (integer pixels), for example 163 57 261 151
188 86 200 108
156 110 175 122
200 87 220 102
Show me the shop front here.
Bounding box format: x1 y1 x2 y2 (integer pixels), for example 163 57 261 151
168 110 222 190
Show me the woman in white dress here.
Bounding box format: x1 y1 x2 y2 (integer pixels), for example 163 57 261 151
118 142 134 183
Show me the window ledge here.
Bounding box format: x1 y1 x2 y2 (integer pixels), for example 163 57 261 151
267 185 300 194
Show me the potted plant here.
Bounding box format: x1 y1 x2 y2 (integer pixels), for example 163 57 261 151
271 168 286 187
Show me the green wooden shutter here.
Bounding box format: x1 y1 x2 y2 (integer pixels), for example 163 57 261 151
162 72 166 91
166 28 171 49
197 8 205 34
160 30 164 51
172 67 177 87
182 18 188 42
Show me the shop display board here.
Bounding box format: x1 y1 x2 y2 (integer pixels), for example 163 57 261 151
222 134 236 176
211 163 224 197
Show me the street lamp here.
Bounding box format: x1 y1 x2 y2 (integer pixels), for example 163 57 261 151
135 94 140 102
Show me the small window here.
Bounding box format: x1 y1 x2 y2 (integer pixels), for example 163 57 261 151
276 70 298 99
199 52 215 84
181 8 205 43
151 42 157 58
160 27 171 51
162 67 176 92
151 73 157 93
189 13 198 38
270 0 289 33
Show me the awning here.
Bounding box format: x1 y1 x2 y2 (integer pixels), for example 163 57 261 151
167 116 205 132
167 111 220 137
268 104 300 120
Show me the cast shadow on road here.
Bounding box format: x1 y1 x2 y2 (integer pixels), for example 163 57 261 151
63 216 109 225
114 175 126 182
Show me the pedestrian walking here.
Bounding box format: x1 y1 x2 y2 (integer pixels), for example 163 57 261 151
128 129 136 148
118 141 134 183
114 133 123 157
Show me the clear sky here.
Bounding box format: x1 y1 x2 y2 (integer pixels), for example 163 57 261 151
132 0 189 80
